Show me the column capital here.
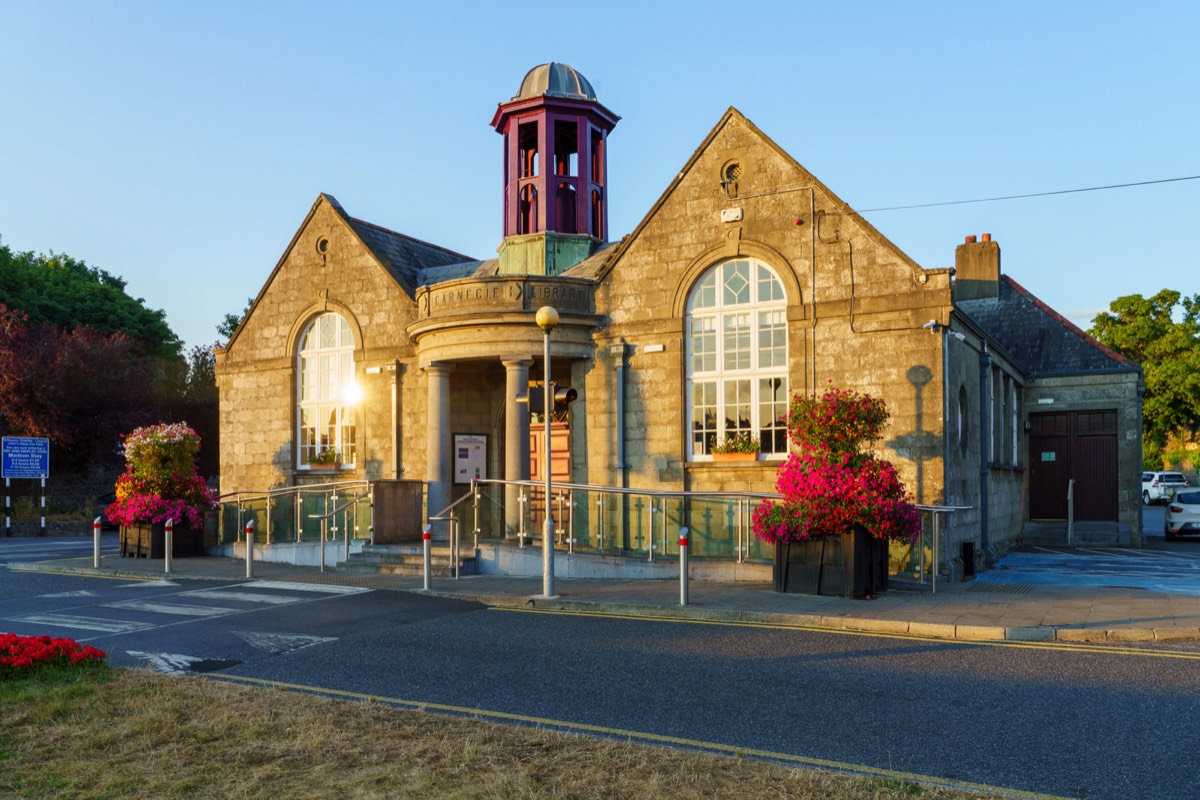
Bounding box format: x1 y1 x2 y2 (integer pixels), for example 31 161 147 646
423 361 455 376
501 356 534 369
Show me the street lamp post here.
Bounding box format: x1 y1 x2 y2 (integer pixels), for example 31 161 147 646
536 305 559 598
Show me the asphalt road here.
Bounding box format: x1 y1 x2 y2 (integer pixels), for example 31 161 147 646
3 561 1199 799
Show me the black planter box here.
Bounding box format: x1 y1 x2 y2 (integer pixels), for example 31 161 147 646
773 525 888 598
120 520 203 559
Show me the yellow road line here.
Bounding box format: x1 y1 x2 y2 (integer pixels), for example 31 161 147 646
205 671 1068 800
493 606 1200 660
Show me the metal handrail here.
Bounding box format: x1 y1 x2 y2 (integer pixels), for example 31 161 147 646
219 479 367 503
307 488 372 570
428 485 480 579
475 477 777 502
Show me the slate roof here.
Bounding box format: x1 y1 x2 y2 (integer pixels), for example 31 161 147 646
561 239 622 279
344 215 476 296
957 276 1139 377
418 259 499 286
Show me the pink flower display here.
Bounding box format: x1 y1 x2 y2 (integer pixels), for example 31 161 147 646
753 388 920 545
105 422 217 527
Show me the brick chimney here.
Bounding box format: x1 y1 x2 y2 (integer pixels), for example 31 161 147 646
955 233 1000 301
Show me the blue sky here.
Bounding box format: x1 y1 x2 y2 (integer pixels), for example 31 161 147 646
2 1 1197 353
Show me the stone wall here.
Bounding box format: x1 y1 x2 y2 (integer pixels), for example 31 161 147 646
215 197 420 495
590 110 954 508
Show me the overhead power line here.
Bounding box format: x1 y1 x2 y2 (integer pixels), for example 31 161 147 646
852 174 1200 214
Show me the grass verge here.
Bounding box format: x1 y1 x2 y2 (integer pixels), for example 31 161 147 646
1 667 1004 799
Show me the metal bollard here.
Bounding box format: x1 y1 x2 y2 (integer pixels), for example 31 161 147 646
679 527 689 606
93 516 102 569
422 524 432 591
164 518 174 575
245 519 255 578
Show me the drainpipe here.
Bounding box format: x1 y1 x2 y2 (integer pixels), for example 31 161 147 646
942 325 952 574
610 340 628 488
809 189 818 392
979 342 994 568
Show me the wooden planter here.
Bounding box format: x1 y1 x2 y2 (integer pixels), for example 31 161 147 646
120 519 204 559
772 525 888 598
711 452 758 463
307 462 342 471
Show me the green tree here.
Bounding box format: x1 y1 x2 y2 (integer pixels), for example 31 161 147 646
0 239 181 359
0 306 165 472
1090 290 1200 466
217 297 254 341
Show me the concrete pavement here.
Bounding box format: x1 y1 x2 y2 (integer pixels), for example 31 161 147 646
11 543 1200 644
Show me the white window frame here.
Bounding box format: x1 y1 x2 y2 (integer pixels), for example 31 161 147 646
296 312 358 469
685 258 789 460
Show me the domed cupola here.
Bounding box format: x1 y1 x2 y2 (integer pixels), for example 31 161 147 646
491 63 619 275
514 62 598 101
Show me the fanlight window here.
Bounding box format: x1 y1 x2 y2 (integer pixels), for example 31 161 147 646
686 259 788 458
297 313 358 468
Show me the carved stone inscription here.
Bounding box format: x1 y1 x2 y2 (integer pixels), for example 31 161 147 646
423 278 592 317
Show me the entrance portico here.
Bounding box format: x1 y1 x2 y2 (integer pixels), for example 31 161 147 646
409 274 599 533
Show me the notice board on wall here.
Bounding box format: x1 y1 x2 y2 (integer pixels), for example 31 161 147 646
454 434 486 484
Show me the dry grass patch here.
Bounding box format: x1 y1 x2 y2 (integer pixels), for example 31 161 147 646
1 668 1002 799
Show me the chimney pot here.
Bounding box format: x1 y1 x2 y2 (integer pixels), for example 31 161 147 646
981 233 992 242
965 235 977 244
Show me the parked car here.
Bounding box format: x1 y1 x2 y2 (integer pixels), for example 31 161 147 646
1142 471 1190 505
1165 490 1200 540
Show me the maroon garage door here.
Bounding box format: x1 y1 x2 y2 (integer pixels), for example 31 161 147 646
1028 411 1118 521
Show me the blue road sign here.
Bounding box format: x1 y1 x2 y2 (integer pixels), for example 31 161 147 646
2 437 50 479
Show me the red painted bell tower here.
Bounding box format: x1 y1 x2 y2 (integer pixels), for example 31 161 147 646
491 63 619 275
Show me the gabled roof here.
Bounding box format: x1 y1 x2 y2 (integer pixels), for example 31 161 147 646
957 276 1139 377
343 212 475 296
593 107 926 283
222 194 477 352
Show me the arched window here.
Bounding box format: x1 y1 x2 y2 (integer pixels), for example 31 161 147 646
686 258 788 459
297 313 359 468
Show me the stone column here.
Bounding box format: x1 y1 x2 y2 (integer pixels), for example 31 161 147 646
502 358 532 535
424 362 453 540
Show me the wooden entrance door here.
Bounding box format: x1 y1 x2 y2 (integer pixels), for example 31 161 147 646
1028 410 1118 521
529 422 571 535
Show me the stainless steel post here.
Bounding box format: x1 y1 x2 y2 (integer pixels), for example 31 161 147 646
679 527 689 606
93 517 102 569
518 488 527 548
567 491 575 554
597 495 604 551
245 519 255 578
320 494 327 573
472 480 480 548
164 518 173 575
452 518 460 579
647 495 655 562
422 524 432 590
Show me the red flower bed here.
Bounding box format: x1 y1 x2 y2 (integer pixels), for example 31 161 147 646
0 633 107 678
